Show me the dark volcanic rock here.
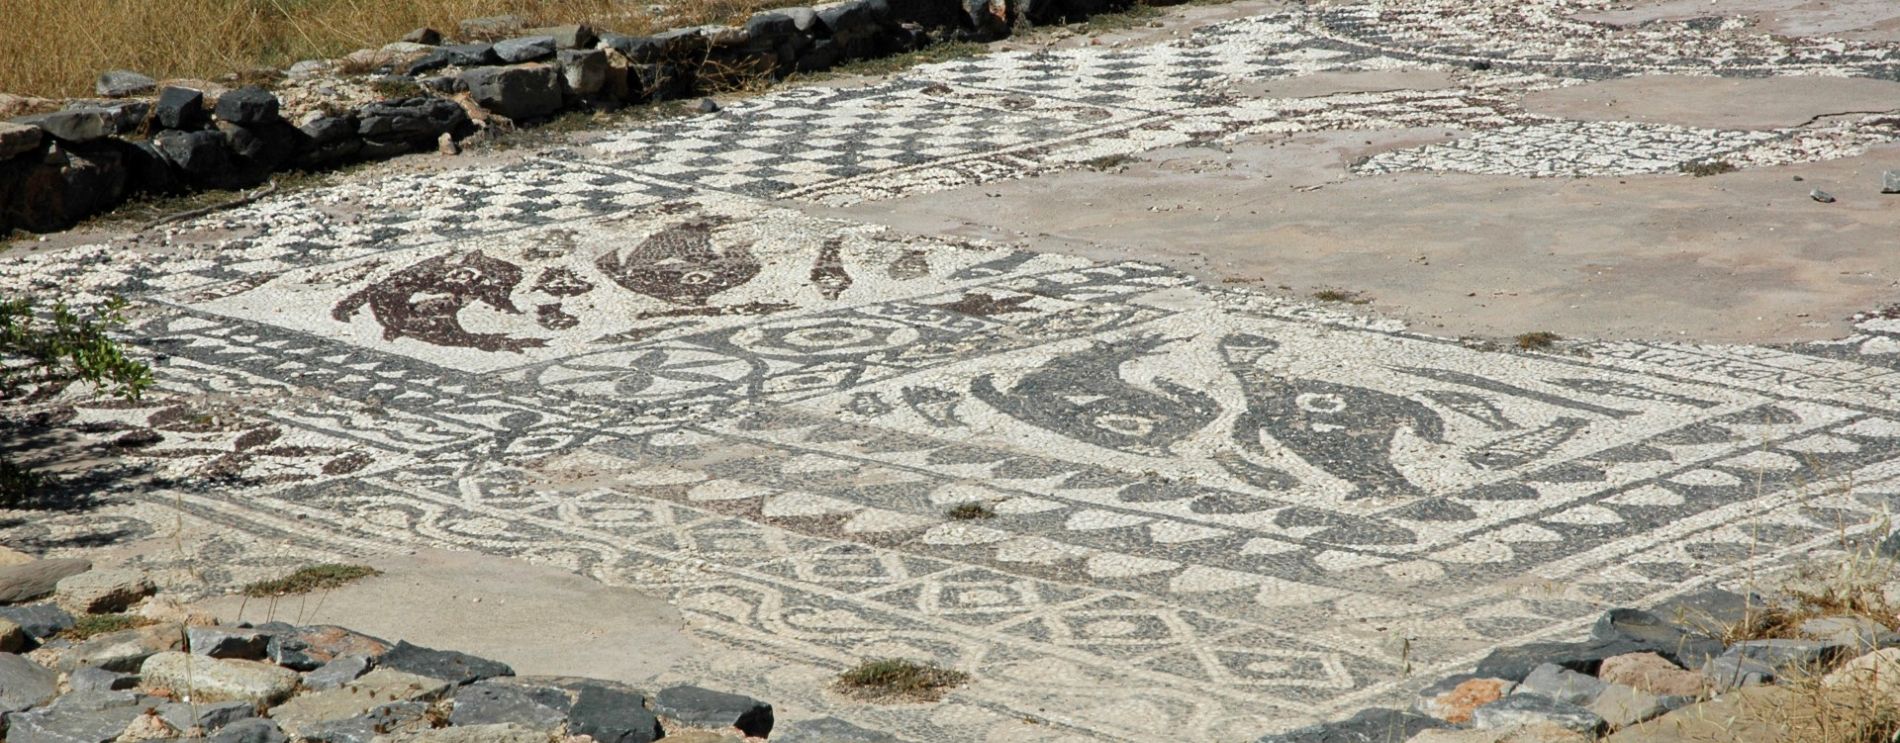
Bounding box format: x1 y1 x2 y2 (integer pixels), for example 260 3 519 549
188 626 271 660
449 679 571 728
376 640 512 686
1590 608 1724 667
11 110 114 144
66 667 138 693
255 624 392 671
153 129 237 188
0 604 74 639
462 65 562 120
304 654 375 690
1470 693 1604 734
0 653 58 713
1474 638 1656 681
214 85 281 126
653 685 772 737
494 36 558 63
155 86 207 130
299 701 430 743
568 684 663 743
0 144 126 232
208 718 287 743
2 690 143 743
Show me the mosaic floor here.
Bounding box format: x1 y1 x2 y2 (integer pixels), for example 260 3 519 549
7 2 1900 740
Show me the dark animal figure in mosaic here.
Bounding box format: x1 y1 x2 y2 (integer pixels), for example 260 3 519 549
1219 333 1446 498
972 334 1220 456
331 250 546 353
596 217 762 306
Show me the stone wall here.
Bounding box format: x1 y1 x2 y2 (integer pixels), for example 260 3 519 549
0 0 1148 235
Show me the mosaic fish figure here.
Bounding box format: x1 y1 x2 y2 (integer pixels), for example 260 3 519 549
596 218 760 306
331 250 544 353
1219 333 1446 498
971 335 1220 456
810 237 852 301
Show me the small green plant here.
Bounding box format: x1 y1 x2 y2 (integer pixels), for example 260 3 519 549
1 296 153 507
367 76 421 99
1 296 152 400
59 613 155 641
835 658 969 702
1680 159 1739 178
946 502 995 520
1082 153 1139 171
1514 331 1562 351
241 564 383 597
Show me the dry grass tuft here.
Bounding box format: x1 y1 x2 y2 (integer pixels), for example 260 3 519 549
1727 545 1900 643
1312 289 1371 305
0 0 808 98
240 563 382 597
946 502 995 520
834 658 969 702
1514 331 1561 350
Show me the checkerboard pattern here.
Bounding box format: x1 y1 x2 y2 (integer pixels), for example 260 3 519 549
1357 120 1780 177
583 82 1105 197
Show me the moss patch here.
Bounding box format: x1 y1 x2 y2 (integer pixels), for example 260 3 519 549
59 613 155 641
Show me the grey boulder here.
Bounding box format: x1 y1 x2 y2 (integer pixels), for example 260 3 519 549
210 718 288 743
0 559 92 605
95 70 156 98
155 86 206 130
376 640 512 686
568 684 663 743
0 604 75 639
304 654 376 690
66 667 138 692
1515 662 1608 706
300 701 431 743
1471 693 1604 735
449 679 570 728
0 653 58 713
557 49 607 96
653 685 772 737
0 121 41 159
493 36 557 63
1254 708 1448 743
157 699 255 733
188 626 271 660
214 85 280 126
1 690 143 743
461 65 562 121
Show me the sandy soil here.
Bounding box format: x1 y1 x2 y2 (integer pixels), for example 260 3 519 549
193 549 700 684
830 132 1900 345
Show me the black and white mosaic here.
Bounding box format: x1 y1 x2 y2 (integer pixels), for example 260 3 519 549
8 3 1900 741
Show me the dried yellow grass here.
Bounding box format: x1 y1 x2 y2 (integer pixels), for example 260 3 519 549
0 0 799 98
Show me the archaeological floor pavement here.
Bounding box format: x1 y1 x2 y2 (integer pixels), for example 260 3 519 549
10 1 1900 740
